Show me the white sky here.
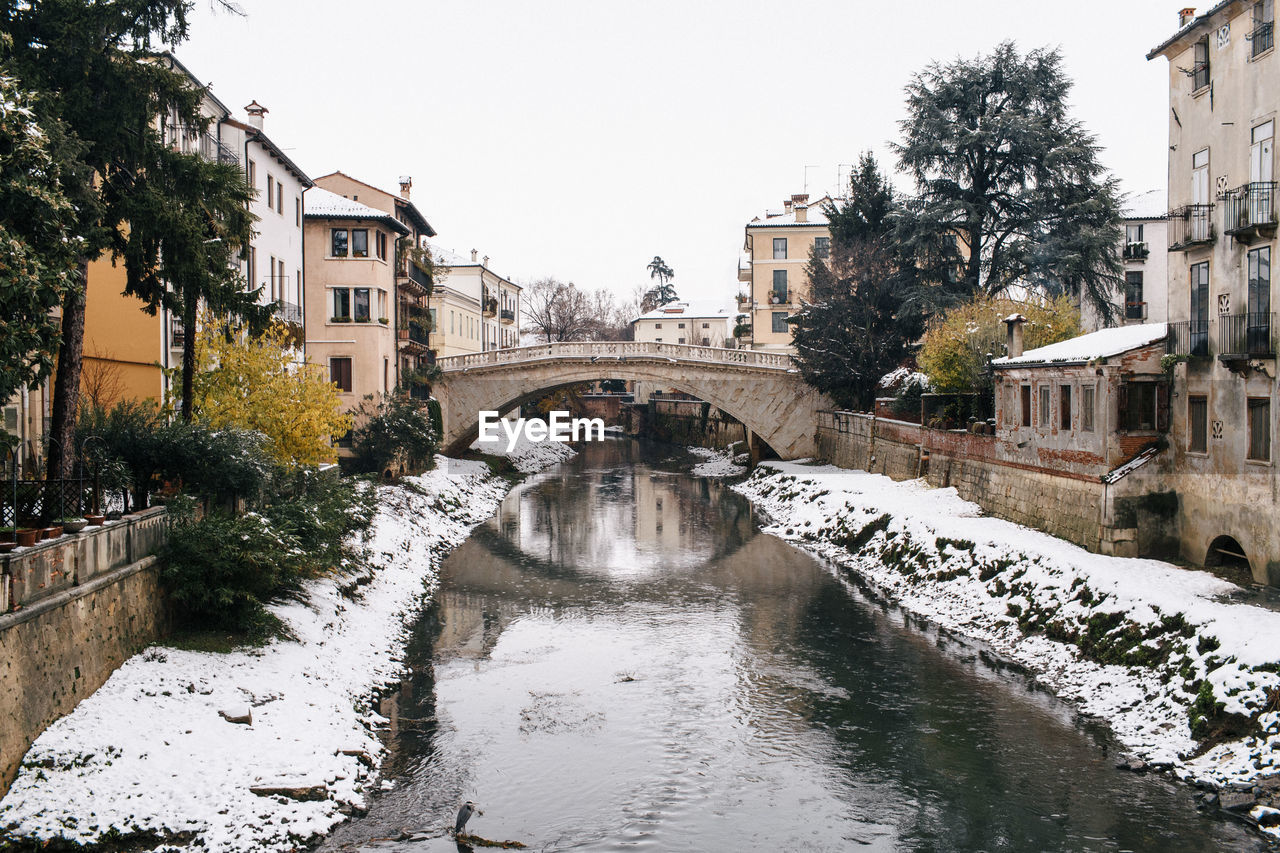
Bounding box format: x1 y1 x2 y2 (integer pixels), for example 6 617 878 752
180 0 1180 309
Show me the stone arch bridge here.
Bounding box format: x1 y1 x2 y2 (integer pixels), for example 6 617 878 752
433 342 831 459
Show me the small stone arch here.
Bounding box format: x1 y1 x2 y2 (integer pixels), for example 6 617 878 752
1204 534 1254 585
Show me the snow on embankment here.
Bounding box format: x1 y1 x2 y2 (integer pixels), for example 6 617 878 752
688 446 747 478
0 457 521 852
471 420 577 473
735 462 1280 831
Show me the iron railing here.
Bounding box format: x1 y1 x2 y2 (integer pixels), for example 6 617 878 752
1169 204 1215 250
500 307 515 323
1122 241 1150 260
399 260 433 292
274 301 303 326
1166 320 1211 357
1218 312 1275 358
1 479 95 528
1223 182 1278 238
170 315 185 349
1252 20 1275 57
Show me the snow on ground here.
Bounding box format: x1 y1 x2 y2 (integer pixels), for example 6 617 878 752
0 455 546 852
687 446 747 478
734 462 1280 836
470 419 577 473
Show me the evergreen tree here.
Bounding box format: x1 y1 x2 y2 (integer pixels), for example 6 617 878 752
790 154 924 411
0 67 79 416
893 41 1124 324
643 255 677 310
2 0 229 474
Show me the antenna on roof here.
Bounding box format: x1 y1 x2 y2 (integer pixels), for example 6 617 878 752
837 164 854 199
803 165 820 195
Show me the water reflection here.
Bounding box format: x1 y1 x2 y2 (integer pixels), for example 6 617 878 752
320 439 1265 853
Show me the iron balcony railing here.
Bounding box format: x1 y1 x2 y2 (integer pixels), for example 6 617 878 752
1217 312 1276 358
170 315 185 349
1191 61 1210 91
1169 204 1215 250
407 321 429 346
1223 182 1278 239
500 307 515 323
399 260 432 292
1166 320 1211 357
1122 241 1149 260
1125 301 1148 321
274 300 303 326
1253 20 1275 57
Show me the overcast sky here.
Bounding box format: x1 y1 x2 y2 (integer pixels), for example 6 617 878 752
179 0 1181 310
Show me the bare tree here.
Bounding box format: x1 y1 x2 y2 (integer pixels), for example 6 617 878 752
523 278 639 342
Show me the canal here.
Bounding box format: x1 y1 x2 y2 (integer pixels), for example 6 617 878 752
319 438 1266 852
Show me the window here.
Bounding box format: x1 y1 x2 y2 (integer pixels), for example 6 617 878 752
1060 385 1072 430
278 259 285 299
351 229 368 258
1125 271 1145 320
678 323 685 329
1249 397 1271 461
815 236 830 259
1189 396 1208 452
772 269 788 302
1021 385 1032 427
1039 386 1051 428
376 230 387 260
655 323 662 329
267 175 274 209
295 197 301 227
331 229 349 257
773 237 787 259
1249 246 1271 316
1192 35 1210 90
1254 0 1274 57
247 159 256 190
332 288 350 320
329 357 352 392
772 311 789 333
1120 382 1159 431
1191 261 1210 356
354 288 370 321
276 181 283 214
268 254 277 299
247 246 256 290
1082 386 1095 432
1126 223 1144 244
678 337 686 344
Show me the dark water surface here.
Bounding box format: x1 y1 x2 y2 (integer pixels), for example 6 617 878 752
319 438 1267 852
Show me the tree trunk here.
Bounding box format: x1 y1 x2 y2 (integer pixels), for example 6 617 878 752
181 287 198 422
46 260 88 484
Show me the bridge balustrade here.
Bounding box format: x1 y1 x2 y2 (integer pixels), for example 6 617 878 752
436 341 795 372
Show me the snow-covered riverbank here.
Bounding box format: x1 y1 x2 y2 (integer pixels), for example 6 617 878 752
0 444 574 852
734 461 1280 837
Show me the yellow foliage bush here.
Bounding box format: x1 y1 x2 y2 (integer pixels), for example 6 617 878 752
186 318 353 467
918 294 1082 393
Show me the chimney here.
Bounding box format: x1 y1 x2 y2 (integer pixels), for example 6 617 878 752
398 175 412 200
1004 314 1027 359
783 199 793 213
482 255 489 267
243 100 267 130
791 193 810 205
1179 7 1196 26
471 249 478 262
795 203 808 223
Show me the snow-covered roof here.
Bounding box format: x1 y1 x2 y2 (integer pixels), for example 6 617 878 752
429 244 477 267
992 323 1168 367
1122 188 1167 221
632 301 734 324
303 187 409 233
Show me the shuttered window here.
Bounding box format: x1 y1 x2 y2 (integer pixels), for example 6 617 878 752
329 357 352 393
1081 386 1095 432
1248 398 1271 461
1189 396 1208 453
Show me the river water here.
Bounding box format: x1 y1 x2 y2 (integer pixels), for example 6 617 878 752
319 438 1266 852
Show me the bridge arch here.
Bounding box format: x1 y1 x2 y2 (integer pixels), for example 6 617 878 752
432 342 831 460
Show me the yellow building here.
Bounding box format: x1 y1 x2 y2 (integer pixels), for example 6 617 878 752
427 247 522 356
737 193 833 352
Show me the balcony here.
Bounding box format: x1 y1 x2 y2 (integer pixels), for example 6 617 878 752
767 289 790 306
1223 182 1278 244
1168 205 1215 251
1252 20 1275 57
274 300 303 326
1166 320 1210 358
170 316 185 349
1218 312 1275 361
1122 241 1149 261
1124 301 1147 321
500 307 515 324
482 295 497 318
398 260 432 295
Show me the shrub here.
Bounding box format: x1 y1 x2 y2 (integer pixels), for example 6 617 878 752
349 391 439 476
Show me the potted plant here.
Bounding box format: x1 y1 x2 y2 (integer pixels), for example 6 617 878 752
0 527 13 544
15 528 39 547
61 517 88 533
378 316 390 325
84 513 106 527
44 523 63 539
331 315 351 323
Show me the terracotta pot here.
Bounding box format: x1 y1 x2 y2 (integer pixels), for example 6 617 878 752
44 525 63 539
16 528 39 547
0 529 13 544
84 514 106 527
62 519 88 533
0 541 14 554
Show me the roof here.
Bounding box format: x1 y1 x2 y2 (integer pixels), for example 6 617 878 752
311 171 435 236
302 187 410 234
632 301 734 324
992 323 1168 368
747 194 834 228
222 119 312 188
427 243 517 287
1147 0 1239 60
1121 188 1167 221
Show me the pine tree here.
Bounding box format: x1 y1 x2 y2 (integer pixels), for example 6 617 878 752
789 154 924 411
643 256 677 310
893 41 1124 324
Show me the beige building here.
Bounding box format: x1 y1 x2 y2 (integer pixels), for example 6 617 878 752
737 193 832 352
630 301 734 402
302 187 408 438
1083 190 1170 331
1149 0 1279 583
428 247 521 356
312 172 437 400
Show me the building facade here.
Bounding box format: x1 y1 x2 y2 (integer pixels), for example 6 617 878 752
737 193 832 352
1150 0 1280 583
631 302 733 347
1084 189 1171 332
302 187 408 433
428 248 521 357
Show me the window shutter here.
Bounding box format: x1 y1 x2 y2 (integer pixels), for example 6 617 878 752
1117 383 1129 432
1157 383 1170 432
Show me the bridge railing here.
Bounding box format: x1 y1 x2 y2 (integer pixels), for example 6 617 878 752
436 341 795 372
